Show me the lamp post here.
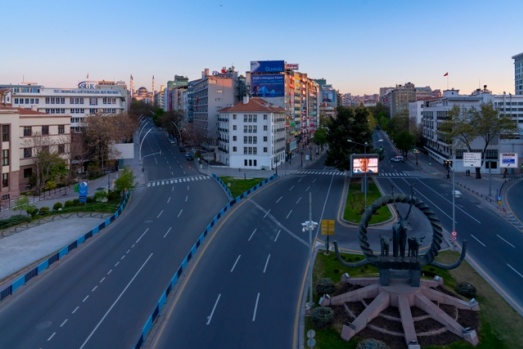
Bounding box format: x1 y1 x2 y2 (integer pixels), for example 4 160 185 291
414 148 419 165
348 139 368 209
444 160 451 179
301 192 317 310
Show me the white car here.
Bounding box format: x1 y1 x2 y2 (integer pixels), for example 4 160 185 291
390 155 404 162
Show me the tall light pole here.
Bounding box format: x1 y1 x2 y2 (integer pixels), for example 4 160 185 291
139 128 153 171
301 192 317 310
348 139 368 209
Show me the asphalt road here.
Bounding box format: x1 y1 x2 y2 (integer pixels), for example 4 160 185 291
0 125 229 349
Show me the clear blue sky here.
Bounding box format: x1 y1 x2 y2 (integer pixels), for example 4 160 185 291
2 0 521 96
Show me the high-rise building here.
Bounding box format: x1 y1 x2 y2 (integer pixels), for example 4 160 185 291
513 52 523 95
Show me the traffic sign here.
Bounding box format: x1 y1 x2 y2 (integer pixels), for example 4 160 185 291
321 220 335 236
451 231 457 240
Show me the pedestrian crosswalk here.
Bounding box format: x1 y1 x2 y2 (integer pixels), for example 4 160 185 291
146 175 210 187
296 170 419 177
297 170 346 176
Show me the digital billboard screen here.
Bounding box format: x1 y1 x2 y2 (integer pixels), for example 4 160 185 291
351 154 379 176
250 60 285 73
251 74 285 97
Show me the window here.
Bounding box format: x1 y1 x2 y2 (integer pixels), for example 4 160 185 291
2 173 7 188
263 125 268 131
263 136 268 142
58 125 65 134
233 136 237 141
23 126 32 137
24 168 32 179
2 149 9 166
232 146 237 152
2 125 9 142
233 114 237 120
264 147 268 153
42 146 50 153
23 148 32 158
89 97 98 105
58 144 65 154
263 114 268 120
232 125 237 131
42 125 49 135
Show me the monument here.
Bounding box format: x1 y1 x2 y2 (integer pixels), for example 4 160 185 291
322 193 479 348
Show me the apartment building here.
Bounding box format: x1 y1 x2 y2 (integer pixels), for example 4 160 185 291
217 96 286 170
513 52 523 95
0 104 70 203
421 87 523 173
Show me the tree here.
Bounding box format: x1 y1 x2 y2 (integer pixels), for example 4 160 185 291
393 130 415 157
13 195 31 216
156 110 184 141
114 167 137 194
387 112 409 139
325 106 372 171
312 128 327 151
439 103 517 179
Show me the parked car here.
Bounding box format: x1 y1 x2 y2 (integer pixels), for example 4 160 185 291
168 138 175 144
185 152 194 161
390 155 404 162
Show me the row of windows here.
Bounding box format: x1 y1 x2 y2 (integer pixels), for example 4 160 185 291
23 125 65 137
45 109 66 114
13 87 40 93
102 97 117 104
230 146 269 154
45 97 66 104
23 144 66 158
14 98 40 104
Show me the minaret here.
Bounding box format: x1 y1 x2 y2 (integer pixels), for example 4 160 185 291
152 75 155 94
130 74 134 96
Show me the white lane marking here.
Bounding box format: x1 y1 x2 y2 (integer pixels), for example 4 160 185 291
79 253 154 349
178 209 183 217
286 210 293 219
296 197 302 204
163 227 172 238
107 269 112 275
206 294 221 325
187 185 189 190
72 306 79 314
470 234 486 247
289 185 295 191
157 210 164 218
121 255 126 260
497 234 515 248
47 332 56 341
167 197 171 204
131 244 135 248
264 209 271 218
276 196 283 204
83 295 89 303
312 178 317 183
92 286 98 292
100 277 105 283
60 319 68 327
263 255 271 274
114 261 120 267
185 196 188 202
252 293 260 322
507 264 523 279
136 228 149 244
230 255 241 272
126 249 131 254
298 178 303 183
248 229 257 241
171 186 174 192
306 186 310 191
274 229 281 242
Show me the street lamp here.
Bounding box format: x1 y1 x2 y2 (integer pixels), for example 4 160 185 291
414 148 419 165
301 192 317 310
348 139 368 209
444 160 452 179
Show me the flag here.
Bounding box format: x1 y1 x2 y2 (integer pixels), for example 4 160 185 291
443 72 448 77
87 73 89 79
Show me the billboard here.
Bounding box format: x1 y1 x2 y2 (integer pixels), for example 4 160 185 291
463 152 482 167
251 74 285 97
351 154 379 176
250 60 285 73
500 153 518 168
321 90 336 106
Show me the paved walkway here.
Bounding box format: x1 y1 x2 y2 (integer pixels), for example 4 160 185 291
0 136 520 284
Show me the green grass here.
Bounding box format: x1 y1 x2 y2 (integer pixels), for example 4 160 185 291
343 179 392 224
307 250 523 349
219 176 265 198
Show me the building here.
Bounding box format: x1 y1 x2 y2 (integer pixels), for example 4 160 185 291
389 82 416 118
217 96 286 170
0 102 70 202
1 81 128 132
513 52 523 95
421 87 523 173
133 86 154 104
188 67 243 145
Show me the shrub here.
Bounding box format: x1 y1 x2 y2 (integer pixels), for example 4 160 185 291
356 338 391 349
64 200 75 208
39 206 50 215
311 306 334 329
0 215 31 229
53 202 63 211
316 278 336 295
93 190 108 202
456 281 477 298
26 205 38 218
107 190 121 202
86 197 95 204
72 199 80 205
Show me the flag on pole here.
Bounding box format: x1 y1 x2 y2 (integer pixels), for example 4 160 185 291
443 72 448 77
87 73 89 79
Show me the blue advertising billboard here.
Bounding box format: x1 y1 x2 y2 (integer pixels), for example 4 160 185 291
250 60 285 73
251 74 285 97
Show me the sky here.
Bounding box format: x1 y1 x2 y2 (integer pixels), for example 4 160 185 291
2 0 522 96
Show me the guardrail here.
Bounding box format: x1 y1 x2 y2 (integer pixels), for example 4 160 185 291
133 173 277 349
0 193 130 302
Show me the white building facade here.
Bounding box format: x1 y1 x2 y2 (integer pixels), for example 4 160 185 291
1 81 128 132
218 96 286 170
